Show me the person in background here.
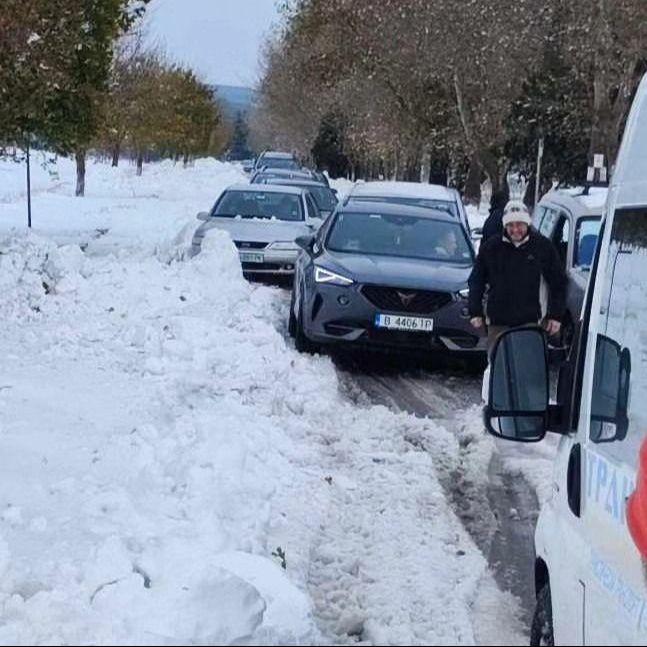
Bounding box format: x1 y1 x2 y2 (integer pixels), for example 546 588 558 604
434 229 458 259
468 200 566 354
481 189 509 242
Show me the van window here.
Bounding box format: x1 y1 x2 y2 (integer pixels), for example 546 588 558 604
552 214 571 266
589 207 647 466
532 205 547 229
539 208 559 237
574 217 602 268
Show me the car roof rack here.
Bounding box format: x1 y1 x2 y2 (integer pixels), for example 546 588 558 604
582 154 609 195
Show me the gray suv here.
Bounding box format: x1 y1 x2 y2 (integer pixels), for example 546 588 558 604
289 201 487 357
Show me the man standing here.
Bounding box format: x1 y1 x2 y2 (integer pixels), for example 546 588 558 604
468 200 566 353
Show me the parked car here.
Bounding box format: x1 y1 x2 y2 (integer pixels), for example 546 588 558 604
289 201 486 357
191 184 323 278
533 188 604 348
253 151 300 172
484 73 647 645
241 159 255 174
250 169 314 184
259 178 338 218
345 180 472 237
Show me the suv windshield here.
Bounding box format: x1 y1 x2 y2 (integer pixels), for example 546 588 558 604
213 191 303 221
351 196 458 218
327 211 472 263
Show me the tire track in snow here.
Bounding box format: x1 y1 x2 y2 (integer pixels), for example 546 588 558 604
334 354 539 632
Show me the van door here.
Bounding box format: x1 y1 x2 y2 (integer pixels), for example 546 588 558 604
580 206 647 644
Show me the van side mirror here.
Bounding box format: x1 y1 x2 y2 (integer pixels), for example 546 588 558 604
485 327 552 442
470 226 483 241
197 211 209 221
590 334 631 442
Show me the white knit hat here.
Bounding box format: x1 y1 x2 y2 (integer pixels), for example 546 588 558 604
502 200 532 226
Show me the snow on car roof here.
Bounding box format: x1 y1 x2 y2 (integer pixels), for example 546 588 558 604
350 181 457 202
342 199 457 222
543 187 608 214
260 151 295 159
226 183 305 195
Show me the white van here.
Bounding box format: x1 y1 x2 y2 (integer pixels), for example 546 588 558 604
485 74 647 645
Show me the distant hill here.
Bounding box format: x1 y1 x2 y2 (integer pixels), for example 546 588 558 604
213 85 255 120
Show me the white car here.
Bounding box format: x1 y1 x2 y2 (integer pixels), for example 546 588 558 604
345 180 472 237
533 188 605 348
191 184 323 277
485 73 647 645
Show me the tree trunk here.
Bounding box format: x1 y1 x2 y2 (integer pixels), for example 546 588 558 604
183 152 190 167
111 143 120 167
136 152 144 176
463 153 482 205
75 149 86 197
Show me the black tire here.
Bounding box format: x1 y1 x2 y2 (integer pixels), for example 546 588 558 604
530 584 554 646
288 290 297 338
294 297 317 354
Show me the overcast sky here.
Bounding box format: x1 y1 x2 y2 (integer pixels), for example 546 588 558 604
144 0 281 87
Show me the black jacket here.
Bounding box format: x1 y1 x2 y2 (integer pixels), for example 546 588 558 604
468 229 567 326
481 208 504 242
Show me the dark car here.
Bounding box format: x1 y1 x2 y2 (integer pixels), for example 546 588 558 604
260 178 338 217
253 151 300 172
288 201 486 357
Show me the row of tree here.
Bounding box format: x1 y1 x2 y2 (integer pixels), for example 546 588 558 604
0 0 227 197
251 0 647 205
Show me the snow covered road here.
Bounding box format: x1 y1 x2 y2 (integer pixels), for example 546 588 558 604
0 157 536 644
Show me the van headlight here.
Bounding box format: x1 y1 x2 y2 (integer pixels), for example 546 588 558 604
314 266 354 286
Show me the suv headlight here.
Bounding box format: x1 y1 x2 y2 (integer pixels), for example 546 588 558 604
268 241 299 251
315 266 354 286
457 288 469 299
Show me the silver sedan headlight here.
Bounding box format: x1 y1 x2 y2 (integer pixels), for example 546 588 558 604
268 241 299 252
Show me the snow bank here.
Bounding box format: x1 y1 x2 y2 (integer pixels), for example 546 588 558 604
0 157 525 645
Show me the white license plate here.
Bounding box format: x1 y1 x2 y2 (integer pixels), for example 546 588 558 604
239 252 264 263
374 313 434 332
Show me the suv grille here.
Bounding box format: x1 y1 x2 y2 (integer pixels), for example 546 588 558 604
234 240 268 250
361 285 453 314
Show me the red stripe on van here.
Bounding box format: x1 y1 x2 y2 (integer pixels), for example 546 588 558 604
627 439 647 557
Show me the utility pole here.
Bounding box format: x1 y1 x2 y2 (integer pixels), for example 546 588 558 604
26 140 32 228
534 136 544 212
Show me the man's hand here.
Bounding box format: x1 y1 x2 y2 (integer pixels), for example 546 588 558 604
470 317 484 329
544 319 562 336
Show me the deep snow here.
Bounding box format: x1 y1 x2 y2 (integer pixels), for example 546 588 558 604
0 155 532 645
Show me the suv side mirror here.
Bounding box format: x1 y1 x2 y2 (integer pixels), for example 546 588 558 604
197 211 209 221
295 235 315 252
590 334 631 442
485 327 552 442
